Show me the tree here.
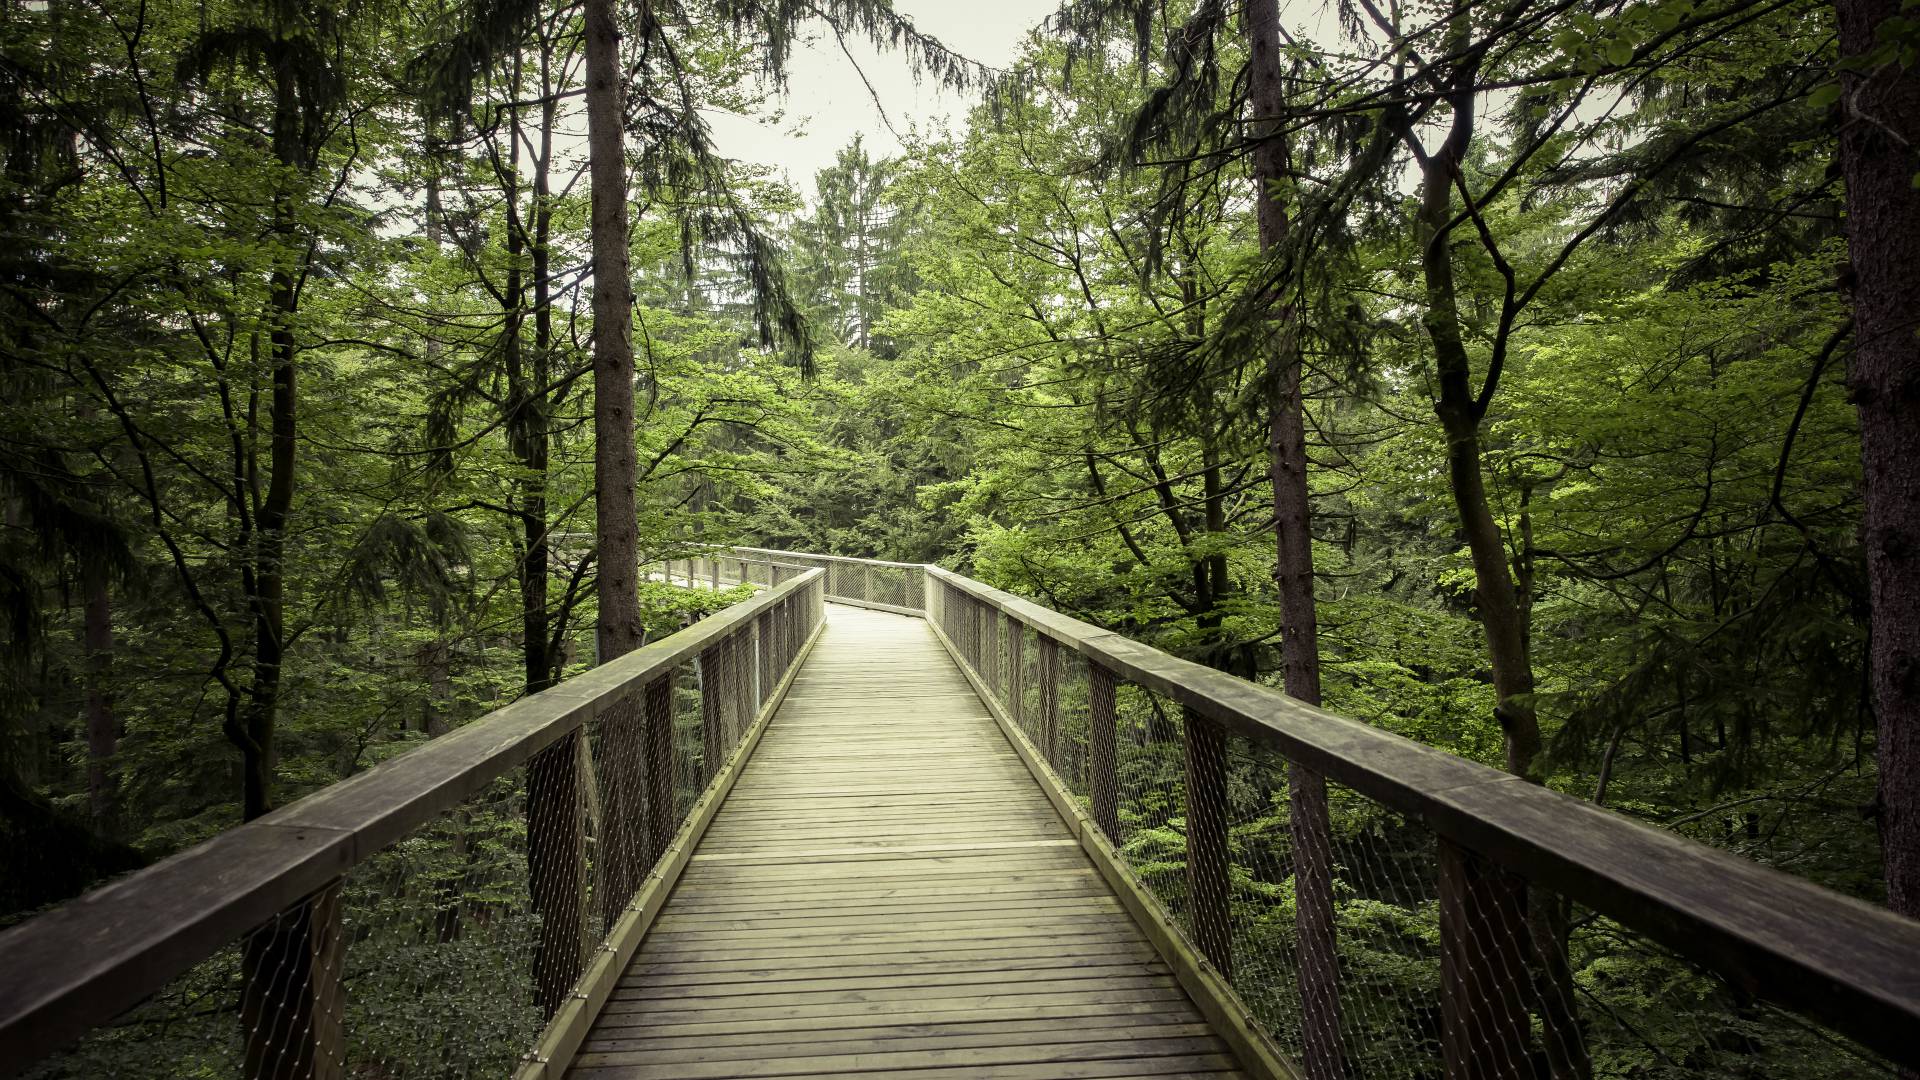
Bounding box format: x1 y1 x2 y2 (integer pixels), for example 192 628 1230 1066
1832 0 1920 920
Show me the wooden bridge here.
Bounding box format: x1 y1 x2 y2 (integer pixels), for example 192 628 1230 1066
2 549 1918 1080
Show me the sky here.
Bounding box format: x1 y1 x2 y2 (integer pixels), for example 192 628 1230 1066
703 1 1060 193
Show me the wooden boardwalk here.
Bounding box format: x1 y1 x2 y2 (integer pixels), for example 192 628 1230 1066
568 604 1252 1079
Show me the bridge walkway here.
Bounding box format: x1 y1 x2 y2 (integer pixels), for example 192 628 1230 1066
566 604 1251 1079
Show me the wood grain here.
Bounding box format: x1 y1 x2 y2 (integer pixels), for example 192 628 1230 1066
566 605 1251 1079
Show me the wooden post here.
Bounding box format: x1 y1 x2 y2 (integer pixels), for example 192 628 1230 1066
1006 615 1025 729
990 599 1006 691
1038 635 1060 770
756 612 773 709
526 731 586 1016
1184 706 1232 977
643 672 676 869
1439 839 1535 1080
1088 662 1119 840
240 882 345 1080
968 597 983 669
730 631 751 738
700 644 725 781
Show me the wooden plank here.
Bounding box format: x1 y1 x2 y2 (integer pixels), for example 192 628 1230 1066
612 963 1173 1000
514 610 829 1080
581 1012 1199 1053
572 1036 1232 1077
582 1020 1212 1059
564 604 1252 1079
583 1000 1212 1040
573 1054 1241 1080
927 611 1296 1080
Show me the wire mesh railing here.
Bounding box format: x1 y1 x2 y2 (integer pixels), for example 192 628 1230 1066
0 568 827 1080
922 564 1919 1080
6 544 1917 1080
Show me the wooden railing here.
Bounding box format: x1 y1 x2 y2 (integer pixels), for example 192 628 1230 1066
912 564 1920 1078
6 544 1918 1080
0 567 827 1080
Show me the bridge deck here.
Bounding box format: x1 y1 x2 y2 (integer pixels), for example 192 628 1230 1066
567 604 1251 1079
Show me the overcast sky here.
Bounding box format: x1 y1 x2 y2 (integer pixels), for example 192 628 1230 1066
704 1 1059 193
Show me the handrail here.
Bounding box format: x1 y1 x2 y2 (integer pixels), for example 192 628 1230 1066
918 564 1920 1071
725 544 924 569
0 567 827 1073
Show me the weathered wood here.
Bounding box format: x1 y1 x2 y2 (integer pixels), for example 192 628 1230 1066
756 612 773 712
515 609 827 1080
1439 839 1533 1080
990 599 1006 691
565 606 1255 1080
1039 635 1061 771
729 631 750 744
1088 662 1119 840
701 644 726 782
1006 614 1026 729
1183 707 1232 978
643 671 676 868
0 823 352 1068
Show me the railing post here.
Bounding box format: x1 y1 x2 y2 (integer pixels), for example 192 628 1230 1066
1184 707 1232 977
1439 839 1534 1080
756 611 773 709
1088 661 1119 839
1006 614 1025 729
990 599 1006 691
240 883 345 1080
643 672 676 868
700 644 725 781
526 730 586 1017
967 596 982 668
730 630 751 736
1038 635 1060 769
711 558 720 591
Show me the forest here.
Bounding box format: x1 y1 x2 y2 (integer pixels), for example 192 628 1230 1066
2 0 1918 1076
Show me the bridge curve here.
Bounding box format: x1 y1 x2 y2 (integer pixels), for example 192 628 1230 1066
570 604 1248 1078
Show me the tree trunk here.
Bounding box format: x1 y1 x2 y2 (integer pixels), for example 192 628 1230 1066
528 34 559 693
80 561 116 830
1834 0 1920 923
243 54 306 823
1408 72 1542 780
585 0 644 663
1405 45 1590 1080
1246 3 1341 1074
